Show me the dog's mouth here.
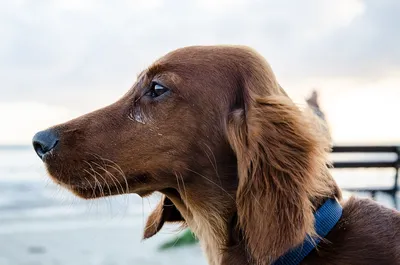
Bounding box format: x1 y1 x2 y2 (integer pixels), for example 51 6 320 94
42 152 154 199
50 172 152 199
61 181 129 199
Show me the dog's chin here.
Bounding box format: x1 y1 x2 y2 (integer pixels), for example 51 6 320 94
56 179 155 199
50 178 125 199
69 183 124 199
48 172 153 199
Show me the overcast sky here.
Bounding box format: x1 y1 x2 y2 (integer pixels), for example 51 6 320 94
1 0 399 144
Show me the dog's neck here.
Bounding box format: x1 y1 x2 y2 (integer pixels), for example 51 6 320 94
161 158 341 265
162 161 252 265
187 208 227 265
164 187 233 265
164 186 340 265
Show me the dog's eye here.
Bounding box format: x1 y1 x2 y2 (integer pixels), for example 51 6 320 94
147 83 169 98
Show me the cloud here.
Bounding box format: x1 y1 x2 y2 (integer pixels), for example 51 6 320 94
0 0 399 144
300 0 400 79
2 0 395 108
0 102 78 145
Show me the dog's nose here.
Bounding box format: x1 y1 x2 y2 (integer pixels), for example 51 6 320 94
32 129 59 160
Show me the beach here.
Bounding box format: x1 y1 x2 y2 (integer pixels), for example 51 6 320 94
0 147 206 265
0 147 398 265
0 218 206 265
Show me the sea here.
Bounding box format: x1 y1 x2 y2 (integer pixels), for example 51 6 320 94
0 146 398 265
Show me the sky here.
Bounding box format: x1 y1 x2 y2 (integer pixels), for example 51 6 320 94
0 0 399 145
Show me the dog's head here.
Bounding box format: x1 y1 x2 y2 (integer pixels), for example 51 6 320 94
33 46 339 262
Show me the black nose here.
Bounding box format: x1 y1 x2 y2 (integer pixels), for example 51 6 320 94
32 129 59 160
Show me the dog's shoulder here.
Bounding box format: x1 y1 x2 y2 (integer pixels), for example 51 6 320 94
304 197 400 264
342 196 400 222
339 196 400 262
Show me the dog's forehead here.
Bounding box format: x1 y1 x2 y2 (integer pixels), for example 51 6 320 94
161 45 217 60
133 46 256 103
151 46 243 83
158 46 242 67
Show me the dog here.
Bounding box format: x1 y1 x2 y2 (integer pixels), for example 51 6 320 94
33 45 400 265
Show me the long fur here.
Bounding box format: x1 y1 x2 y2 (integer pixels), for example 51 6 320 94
227 95 338 262
36 45 400 265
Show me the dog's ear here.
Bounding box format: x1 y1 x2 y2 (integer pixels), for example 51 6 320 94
143 196 185 239
226 57 335 262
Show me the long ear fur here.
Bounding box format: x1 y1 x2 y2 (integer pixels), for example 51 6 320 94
143 196 185 239
227 73 338 262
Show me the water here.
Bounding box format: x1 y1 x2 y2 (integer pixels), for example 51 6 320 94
0 147 206 265
0 147 398 264
0 147 145 222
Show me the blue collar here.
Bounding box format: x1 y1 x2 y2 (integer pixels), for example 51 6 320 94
272 198 343 265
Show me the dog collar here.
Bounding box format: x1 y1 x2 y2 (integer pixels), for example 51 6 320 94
272 198 343 265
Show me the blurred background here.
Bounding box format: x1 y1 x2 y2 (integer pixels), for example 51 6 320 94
0 0 399 264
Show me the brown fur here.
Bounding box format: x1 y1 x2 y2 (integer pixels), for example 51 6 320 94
35 45 400 265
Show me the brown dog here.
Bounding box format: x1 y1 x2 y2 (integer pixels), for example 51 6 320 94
33 46 400 265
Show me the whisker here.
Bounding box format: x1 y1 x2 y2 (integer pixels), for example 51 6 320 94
83 162 105 198
203 143 222 186
83 176 96 210
91 161 122 196
179 171 189 212
89 159 122 206
142 198 145 233
84 177 96 211
185 168 235 201
175 172 182 196
103 160 130 194
251 192 265 212
87 152 129 194
91 159 118 211
104 166 126 196
83 169 101 197
92 164 113 197
86 152 131 211
84 163 107 205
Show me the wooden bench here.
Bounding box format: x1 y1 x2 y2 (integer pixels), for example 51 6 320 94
331 145 399 208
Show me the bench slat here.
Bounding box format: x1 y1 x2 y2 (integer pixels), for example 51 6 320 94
332 161 398 168
332 146 399 153
343 187 395 192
